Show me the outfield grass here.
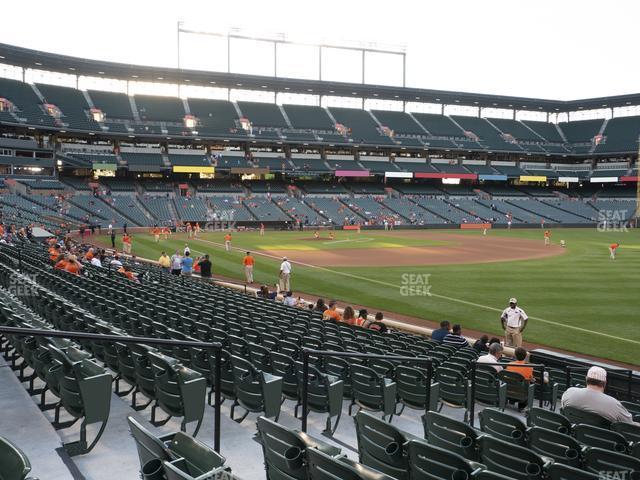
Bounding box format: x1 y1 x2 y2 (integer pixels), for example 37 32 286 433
95 228 640 365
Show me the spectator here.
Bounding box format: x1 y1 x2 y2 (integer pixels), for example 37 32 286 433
170 250 182 276
473 335 490 353
431 321 451 343
64 255 82 275
55 253 69 270
283 291 297 307
489 337 501 345
279 256 292 291
477 342 504 372
442 324 469 348
342 306 356 325
368 312 388 333
314 298 326 312
500 297 528 347
561 367 637 424
181 251 194 276
323 300 342 322
91 253 103 267
158 251 171 272
199 254 212 279
110 254 122 268
506 347 534 382
355 309 369 327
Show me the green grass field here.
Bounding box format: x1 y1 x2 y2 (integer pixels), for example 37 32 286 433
95 228 640 365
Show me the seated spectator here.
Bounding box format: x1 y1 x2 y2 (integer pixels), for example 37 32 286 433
342 306 356 325
473 335 490 353
506 347 534 382
257 285 277 300
110 255 123 268
442 324 469 348
283 291 297 307
368 312 388 333
489 337 501 345
55 254 69 270
65 255 82 275
353 309 368 327
431 321 451 343
477 342 504 372
323 300 342 322
314 298 326 312
561 367 637 424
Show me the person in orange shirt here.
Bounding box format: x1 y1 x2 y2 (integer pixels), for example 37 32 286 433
163 227 170 240
341 306 357 325
64 255 81 275
543 230 551 246
506 347 535 382
118 265 139 282
224 233 232 252
49 244 61 262
186 223 193 239
55 254 69 270
194 223 201 238
85 248 94 262
609 242 620 260
122 233 132 254
243 251 255 283
323 300 342 322
153 227 160 243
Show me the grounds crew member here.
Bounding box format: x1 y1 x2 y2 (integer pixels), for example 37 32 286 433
500 297 528 347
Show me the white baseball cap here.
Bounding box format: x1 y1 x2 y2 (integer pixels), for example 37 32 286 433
509 298 517 304
586 366 607 382
283 257 288 261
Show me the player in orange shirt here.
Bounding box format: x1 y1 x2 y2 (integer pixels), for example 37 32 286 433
224 233 232 252
122 233 132 254
243 251 255 283
186 223 193 239
609 242 620 260
194 223 201 238
162 227 170 240
153 227 160 243
543 230 551 246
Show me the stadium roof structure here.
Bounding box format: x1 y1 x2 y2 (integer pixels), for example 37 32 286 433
2 42 640 113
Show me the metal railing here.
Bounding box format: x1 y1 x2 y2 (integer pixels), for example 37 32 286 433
300 348 434 433
0 326 224 452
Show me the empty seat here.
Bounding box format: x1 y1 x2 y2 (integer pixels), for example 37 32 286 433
296 363 343 435
406 439 483 480
478 408 528 446
478 435 551 480
256 416 341 480
583 447 640 478
0 436 37 480
306 448 395 480
422 410 481 461
474 367 507 412
230 355 283 423
546 463 599 480
573 424 629 453
561 406 611 429
435 366 472 422
527 426 584 467
349 365 397 422
527 407 572 434
395 365 440 415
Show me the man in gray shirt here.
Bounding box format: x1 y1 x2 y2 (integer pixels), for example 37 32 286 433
561 366 636 424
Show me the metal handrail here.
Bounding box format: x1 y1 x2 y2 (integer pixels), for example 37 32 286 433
0 326 224 452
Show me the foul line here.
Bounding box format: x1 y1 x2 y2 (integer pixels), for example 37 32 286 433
194 237 640 346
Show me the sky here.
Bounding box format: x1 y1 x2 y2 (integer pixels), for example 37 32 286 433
2 0 639 101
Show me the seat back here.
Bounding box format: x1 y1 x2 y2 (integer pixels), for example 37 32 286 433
435 367 469 409
527 426 582 467
478 435 547 480
546 463 599 480
574 424 629 453
351 365 396 416
474 368 506 408
478 408 527 446
613 421 640 444
561 406 611 429
0 436 32 480
422 411 480 461
166 432 226 477
527 407 572 434
583 447 640 477
354 411 409 480
127 416 171 468
498 370 533 405
231 355 283 419
406 439 477 480
306 448 394 480
395 365 439 412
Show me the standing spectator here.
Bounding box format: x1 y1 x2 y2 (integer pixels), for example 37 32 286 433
442 324 469 348
158 251 171 272
561 367 637 424
431 321 451 343
477 342 504 372
243 252 255 283
473 335 490 353
170 250 182 276
199 254 212 279
110 229 116 249
181 251 194 277
500 298 528 347
279 256 292 291
183 243 190 256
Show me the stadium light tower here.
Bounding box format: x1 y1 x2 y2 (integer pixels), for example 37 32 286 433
176 22 407 87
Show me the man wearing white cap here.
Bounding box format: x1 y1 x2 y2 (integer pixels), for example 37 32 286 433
500 298 528 347
279 256 292 292
561 366 636 424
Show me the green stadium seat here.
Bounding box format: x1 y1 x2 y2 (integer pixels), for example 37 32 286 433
422 410 481 461
395 365 440 415
478 436 551 480
527 426 584 467
561 406 612 429
573 424 629 453
622 401 640 422
473 471 520 480
295 363 343 435
406 439 484 480
256 416 341 480
349 365 397 421
583 447 640 477
546 463 599 480
270 352 299 403
435 366 472 422
306 448 395 480
474 367 507 412
0 436 38 480
230 355 283 423
478 408 528 446
497 370 535 412
354 411 415 479
527 407 572 434
147 352 206 436
612 422 640 446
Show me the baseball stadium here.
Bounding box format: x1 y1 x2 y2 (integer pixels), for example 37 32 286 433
1 3 640 479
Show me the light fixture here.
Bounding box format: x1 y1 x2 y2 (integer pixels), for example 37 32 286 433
210 81 216 84
98 71 104 75
157 77 164 80
35 62 42 66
